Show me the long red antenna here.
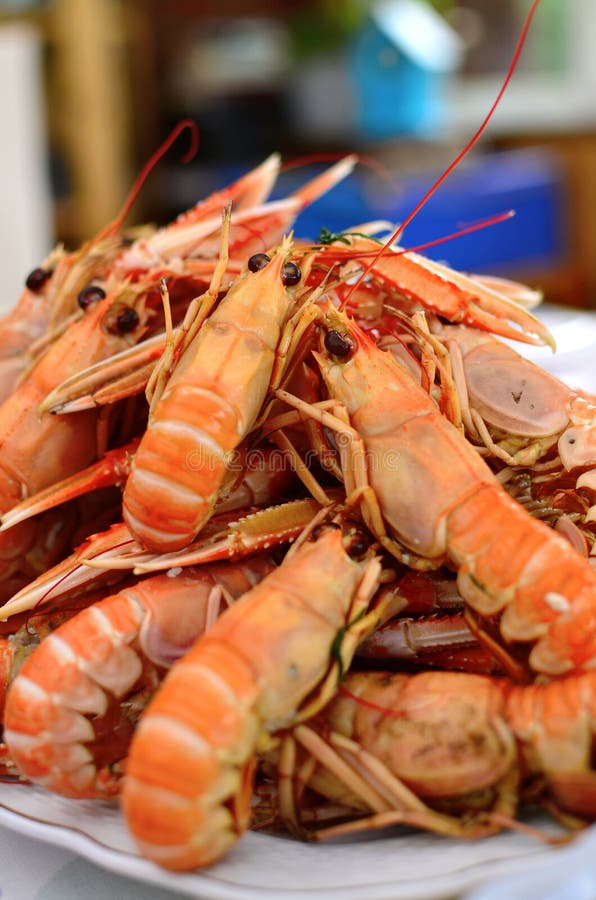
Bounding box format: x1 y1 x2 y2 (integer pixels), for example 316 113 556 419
401 209 515 257
338 685 401 717
342 0 542 305
96 119 200 241
323 209 515 262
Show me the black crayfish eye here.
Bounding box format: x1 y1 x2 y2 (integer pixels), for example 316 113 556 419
324 329 354 359
281 261 301 286
25 266 52 292
78 284 106 310
102 302 140 335
248 253 270 272
343 527 372 561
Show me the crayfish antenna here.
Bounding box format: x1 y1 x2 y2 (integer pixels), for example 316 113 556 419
341 0 543 309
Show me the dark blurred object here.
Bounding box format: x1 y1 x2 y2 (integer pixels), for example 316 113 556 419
161 14 291 161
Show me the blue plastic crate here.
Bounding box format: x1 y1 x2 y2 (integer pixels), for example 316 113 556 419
207 148 568 277
290 149 568 276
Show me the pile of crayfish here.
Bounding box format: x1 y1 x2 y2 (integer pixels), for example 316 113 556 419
2 141 596 873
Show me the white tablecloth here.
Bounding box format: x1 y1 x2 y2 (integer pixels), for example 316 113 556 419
0 823 188 899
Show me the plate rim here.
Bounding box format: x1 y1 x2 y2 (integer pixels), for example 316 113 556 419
0 792 585 900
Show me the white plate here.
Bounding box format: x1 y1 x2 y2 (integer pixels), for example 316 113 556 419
0 783 590 900
2 304 596 900
506 303 596 392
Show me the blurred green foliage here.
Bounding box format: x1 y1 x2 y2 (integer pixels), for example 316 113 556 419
289 0 367 59
289 0 454 59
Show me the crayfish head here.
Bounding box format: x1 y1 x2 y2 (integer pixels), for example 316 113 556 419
312 302 382 420
311 518 376 561
101 283 151 340
230 235 307 318
315 302 356 359
247 247 303 290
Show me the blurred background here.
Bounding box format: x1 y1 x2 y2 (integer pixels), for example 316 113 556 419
1 0 595 312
